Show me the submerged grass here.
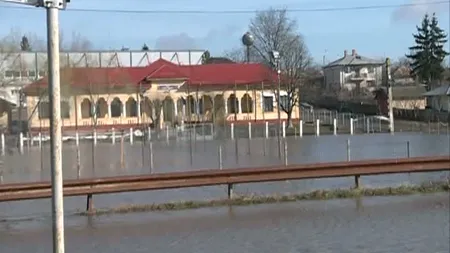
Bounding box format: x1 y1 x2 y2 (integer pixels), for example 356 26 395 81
79 181 450 216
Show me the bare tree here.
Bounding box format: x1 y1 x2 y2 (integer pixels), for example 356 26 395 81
249 8 312 127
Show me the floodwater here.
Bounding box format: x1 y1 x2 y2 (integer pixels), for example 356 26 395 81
0 133 449 252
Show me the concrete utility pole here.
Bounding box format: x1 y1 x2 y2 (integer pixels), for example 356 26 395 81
0 1 69 253
386 57 394 134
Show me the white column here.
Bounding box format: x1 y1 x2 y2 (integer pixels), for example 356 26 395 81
238 97 242 114
174 100 178 117
136 99 141 118
224 97 228 114
107 102 112 118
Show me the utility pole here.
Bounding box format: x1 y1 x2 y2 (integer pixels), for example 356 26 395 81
386 57 394 134
0 1 69 253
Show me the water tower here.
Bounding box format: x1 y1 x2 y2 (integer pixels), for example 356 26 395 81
241 32 254 63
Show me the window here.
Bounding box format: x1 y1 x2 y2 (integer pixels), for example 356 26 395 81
280 95 289 110
4 71 13 78
38 102 50 119
263 96 274 112
28 71 36 77
61 101 70 119
367 66 374 73
12 71 20 78
38 70 46 77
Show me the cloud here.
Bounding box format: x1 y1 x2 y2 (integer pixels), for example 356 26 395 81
153 25 240 51
391 0 446 22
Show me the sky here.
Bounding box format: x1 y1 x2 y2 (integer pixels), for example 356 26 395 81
0 0 449 64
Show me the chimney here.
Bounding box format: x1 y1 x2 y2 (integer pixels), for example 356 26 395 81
352 49 356 56
344 50 347 56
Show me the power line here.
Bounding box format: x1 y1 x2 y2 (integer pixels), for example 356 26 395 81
0 1 448 14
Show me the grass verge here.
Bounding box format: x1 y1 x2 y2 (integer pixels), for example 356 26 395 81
79 181 449 216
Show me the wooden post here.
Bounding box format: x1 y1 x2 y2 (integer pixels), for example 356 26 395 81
354 175 361 189
227 183 234 199
86 194 93 213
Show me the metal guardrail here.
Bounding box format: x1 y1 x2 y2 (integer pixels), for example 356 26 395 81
0 156 449 205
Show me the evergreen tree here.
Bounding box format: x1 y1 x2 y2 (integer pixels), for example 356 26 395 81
406 13 448 88
142 43 149 51
201 50 211 64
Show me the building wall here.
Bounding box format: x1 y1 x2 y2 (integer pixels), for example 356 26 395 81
324 65 383 91
392 99 426 110
26 82 301 132
428 95 450 112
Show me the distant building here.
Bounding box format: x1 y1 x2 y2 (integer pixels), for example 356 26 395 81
373 85 428 115
423 84 450 112
23 59 300 133
323 49 384 93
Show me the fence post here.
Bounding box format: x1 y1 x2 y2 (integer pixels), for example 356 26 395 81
129 128 133 145
333 118 337 135
316 119 320 136
248 122 252 139
93 129 97 146
112 128 116 144
147 127 151 141
299 120 303 137
347 139 360 189
366 117 370 134
350 118 354 135
265 121 269 139
76 147 81 179
75 131 79 147
86 194 93 213
1 132 5 156
19 132 24 154
282 121 286 138
0 170 3 184
406 141 410 158
231 123 235 140
218 144 223 169
149 141 154 173
165 125 169 144
284 139 288 166
38 132 42 148
120 132 125 169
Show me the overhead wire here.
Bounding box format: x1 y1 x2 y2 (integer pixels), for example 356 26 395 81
0 0 448 14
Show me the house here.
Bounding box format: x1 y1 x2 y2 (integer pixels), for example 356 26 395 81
423 84 450 112
373 85 427 115
323 49 384 93
23 59 300 133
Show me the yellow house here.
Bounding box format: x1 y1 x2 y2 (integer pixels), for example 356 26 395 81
23 59 301 133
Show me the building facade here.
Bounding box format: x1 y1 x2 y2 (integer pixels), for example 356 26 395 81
323 49 384 93
23 59 300 133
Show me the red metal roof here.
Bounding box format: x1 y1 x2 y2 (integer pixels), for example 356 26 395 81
24 58 277 94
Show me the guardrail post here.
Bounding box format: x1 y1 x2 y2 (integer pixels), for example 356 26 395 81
333 118 337 135
86 194 93 213
227 183 234 199
406 141 410 158
354 175 361 189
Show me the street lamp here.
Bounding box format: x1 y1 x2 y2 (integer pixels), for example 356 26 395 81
241 32 254 63
0 1 70 253
270 50 282 159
